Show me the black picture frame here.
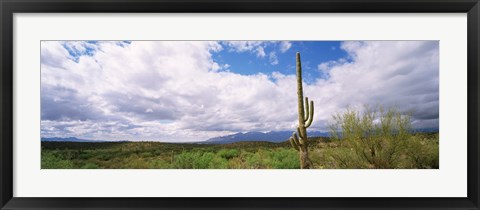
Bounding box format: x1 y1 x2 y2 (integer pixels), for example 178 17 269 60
1 0 479 209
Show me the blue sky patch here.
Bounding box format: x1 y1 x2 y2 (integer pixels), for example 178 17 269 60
212 41 349 83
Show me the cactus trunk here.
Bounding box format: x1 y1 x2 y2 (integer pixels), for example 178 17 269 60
289 52 314 169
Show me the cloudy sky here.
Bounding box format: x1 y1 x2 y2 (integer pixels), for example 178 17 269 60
40 41 439 142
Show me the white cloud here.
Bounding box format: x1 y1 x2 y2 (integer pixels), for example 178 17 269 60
41 41 298 142
41 40 438 142
279 41 292 53
224 41 292 58
256 46 266 58
224 41 263 52
317 58 347 72
42 41 229 142
269 51 279 65
224 41 268 58
314 41 439 129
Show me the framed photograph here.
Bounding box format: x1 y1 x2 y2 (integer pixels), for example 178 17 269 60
1 0 479 209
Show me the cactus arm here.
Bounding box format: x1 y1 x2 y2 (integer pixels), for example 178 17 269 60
293 132 305 151
289 137 299 151
296 127 306 146
296 127 302 139
304 97 310 122
291 132 302 149
290 132 303 151
305 101 314 128
293 132 300 144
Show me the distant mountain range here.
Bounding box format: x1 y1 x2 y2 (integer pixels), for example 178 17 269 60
413 128 439 133
202 131 329 144
42 128 437 144
41 131 329 144
41 137 108 142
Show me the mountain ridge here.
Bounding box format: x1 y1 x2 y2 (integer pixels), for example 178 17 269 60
41 128 438 144
202 131 329 144
41 137 109 142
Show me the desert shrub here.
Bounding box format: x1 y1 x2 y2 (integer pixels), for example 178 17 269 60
218 149 240 159
241 148 300 169
152 150 162 156
78 151 94 160
173 151 223 169
405 134 439 169
244 150 266 169
228 157 247 169
95 151 112 161
140 151 154 158
267 148 300 169
41 151 75 169
81 162 100 169
312 146 368 169
330 106 411 168
192 152 214 168
172 152 197 169
59 150 80 159
147 159 172 169
208 155 229 169
41 136 438 169
121 154 151 169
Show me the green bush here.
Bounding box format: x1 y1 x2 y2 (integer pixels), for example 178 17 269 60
173 151 223 169
41 151 75 169
172 152 195 169
330 106 412 168
245 149 269 169
81 162 100 169
218 149 240 159
41 134 438 169
405 135 439 169
267 148 299 169
208 155 229 169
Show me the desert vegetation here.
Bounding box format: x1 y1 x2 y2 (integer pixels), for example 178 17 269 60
41 131 438 169
328 105 438 169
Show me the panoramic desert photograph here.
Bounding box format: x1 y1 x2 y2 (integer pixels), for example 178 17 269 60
41 40 439 169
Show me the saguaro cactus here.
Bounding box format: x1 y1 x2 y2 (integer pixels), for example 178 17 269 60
289 52 314 169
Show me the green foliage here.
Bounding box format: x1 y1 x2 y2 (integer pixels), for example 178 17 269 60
173 151 223 169
217 149 240 159
41 133 438 169
404 134 439 169
311 144 368 169
266 148 300 169
81 163 100 169
41 151 75 169
328 106 438 169
330 106 410 168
